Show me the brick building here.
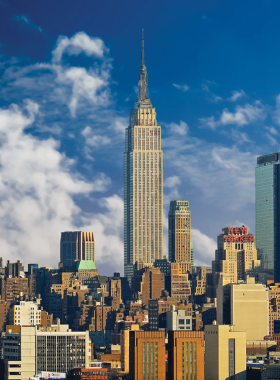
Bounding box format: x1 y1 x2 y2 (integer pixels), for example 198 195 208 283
129 330 166 380
168 331 204 380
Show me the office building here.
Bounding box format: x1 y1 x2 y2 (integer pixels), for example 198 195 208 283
217 277 269 340
255 152 280 280
60 231 95 268
129 330 166 380
124 28 163 279
2 324 91 379
268 283 280 334
212 226 260 288
205 324 246 380
168 331 204 380
169 200 191 272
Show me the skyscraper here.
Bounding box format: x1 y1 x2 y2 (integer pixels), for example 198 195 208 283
168 200 191 271
124 29 163 278
212 226 260 289
60 231 95 268
255 152 280 281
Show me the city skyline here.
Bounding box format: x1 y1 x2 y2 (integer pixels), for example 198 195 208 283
1 1 280 274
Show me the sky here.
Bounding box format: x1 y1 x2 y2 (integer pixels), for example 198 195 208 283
0 0 279 274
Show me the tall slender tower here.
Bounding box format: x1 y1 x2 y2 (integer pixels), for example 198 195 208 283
124 28 163 279
168 200 191 271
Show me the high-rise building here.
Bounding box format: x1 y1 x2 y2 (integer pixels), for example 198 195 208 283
205 324 246 380
168 331 204 380
169 200 191 271
256 152 280 280
217 277 269 341
13 301 41 326
129 330 166 380
60 231 95 268
124 29 163 279
212 226 260 289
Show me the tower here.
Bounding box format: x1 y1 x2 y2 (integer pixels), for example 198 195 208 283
60 231 95 268
255 152 280 281
124 28 163 279
168 200 191 271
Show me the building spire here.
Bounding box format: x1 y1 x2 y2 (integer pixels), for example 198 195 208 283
141 23 145 66
134 24 152 109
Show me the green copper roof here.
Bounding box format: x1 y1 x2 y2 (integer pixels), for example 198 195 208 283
75 260 97 271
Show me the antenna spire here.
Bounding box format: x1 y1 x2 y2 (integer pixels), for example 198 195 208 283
141 23 145 66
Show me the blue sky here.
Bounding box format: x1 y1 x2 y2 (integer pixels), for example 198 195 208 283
0 0 279 274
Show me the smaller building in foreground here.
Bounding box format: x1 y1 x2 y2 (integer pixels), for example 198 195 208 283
205 324 246 380
168 331 204 380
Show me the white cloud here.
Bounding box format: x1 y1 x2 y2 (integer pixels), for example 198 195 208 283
0 102 125 272
52 32 107 63
164 176 181 188
192 229 216 265
266 126 278 135
200 102 266 130
82 126 111 147
173 83 190 92
60 67 108 117
228 90 245 102
168 120 189 136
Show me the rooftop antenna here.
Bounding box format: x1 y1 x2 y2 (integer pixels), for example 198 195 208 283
141 23 145 66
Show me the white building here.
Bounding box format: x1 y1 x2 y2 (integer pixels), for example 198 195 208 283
2 324 91 380
166 309 192 331
13 301 41 326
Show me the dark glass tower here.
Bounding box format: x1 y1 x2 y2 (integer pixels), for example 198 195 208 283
255 152 280 281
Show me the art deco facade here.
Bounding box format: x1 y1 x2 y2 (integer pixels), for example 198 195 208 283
60 231 95 268
212 226 260 288
124 30 163 278
169 200 191 272
256 152 280 280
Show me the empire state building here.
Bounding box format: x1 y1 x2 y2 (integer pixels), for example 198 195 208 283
124 29 163 278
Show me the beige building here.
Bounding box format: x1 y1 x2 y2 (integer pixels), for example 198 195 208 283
217 277 269 340
2 324 90 379
124 28 163 279
13 300 41 326
168 201 191 271
60 231 95 268
170 263 191 302
205 324 246 380
212 226 260 288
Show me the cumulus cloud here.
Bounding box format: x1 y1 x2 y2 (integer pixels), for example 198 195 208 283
52 32 107 63
1 32 111 118
0 102 125 272
168 120 188 136
200 101 266 130
173 83 190 92
82 126 111 147
164 176 181 188
192 229 216 265
228 90 245 102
